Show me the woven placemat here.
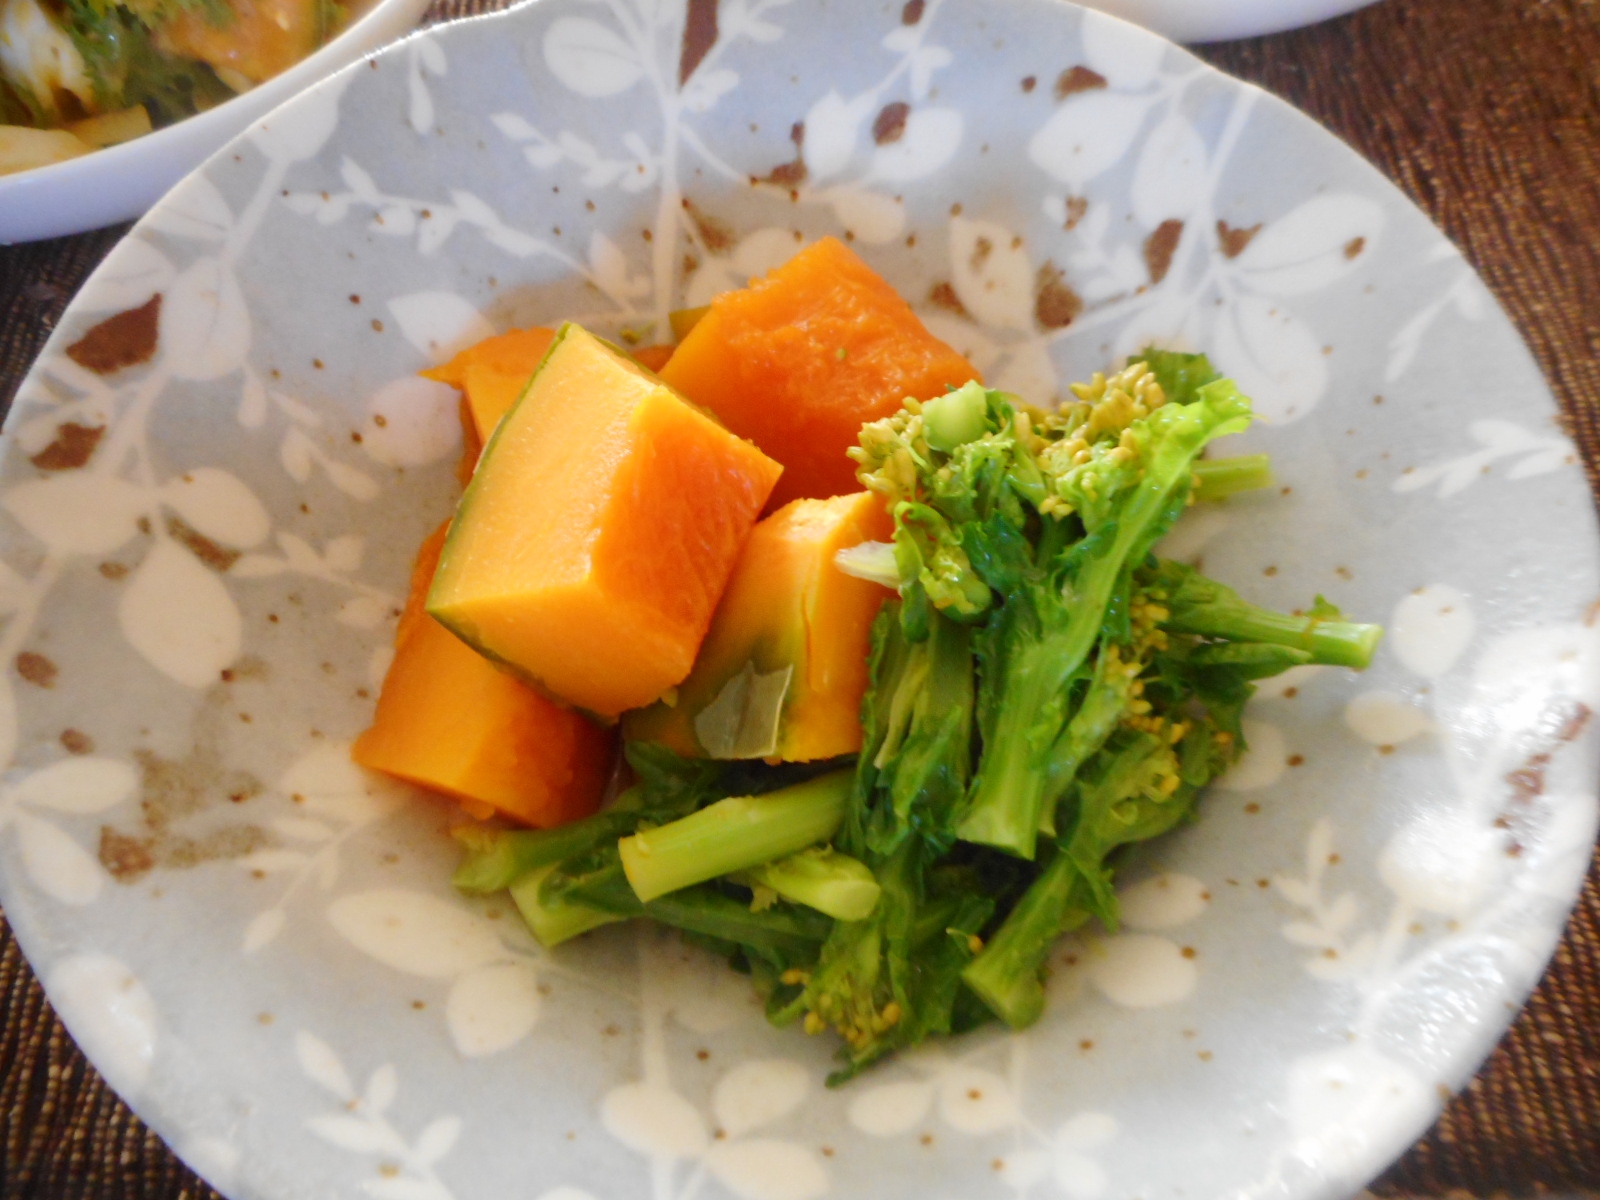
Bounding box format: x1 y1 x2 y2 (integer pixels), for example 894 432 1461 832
1 0 1597 1195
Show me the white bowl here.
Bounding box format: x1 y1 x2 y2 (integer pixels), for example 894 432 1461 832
0 0 432 244
1 2 1596 1199
1078 0 1385 42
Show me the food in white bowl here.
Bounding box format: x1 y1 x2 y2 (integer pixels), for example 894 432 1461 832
1 1 1595 1199
1 0 360 173
0 0 427 240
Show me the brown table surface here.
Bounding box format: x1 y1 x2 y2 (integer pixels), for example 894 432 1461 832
3 0 1599 1194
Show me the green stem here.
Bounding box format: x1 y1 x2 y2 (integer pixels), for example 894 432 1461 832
644 889 832 962
737 848 881 922
619 771 853 902
510 863 626 946
1039 656 1134 831
1192 454 1273 501
452 805 634 894
1160 570 1382 668
570 868 833 963
956 628 1088 857
960 850 1090 1029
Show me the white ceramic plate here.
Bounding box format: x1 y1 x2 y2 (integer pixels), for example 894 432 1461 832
1077 0 1384 43
0 0 431 244
2 2 1596 1199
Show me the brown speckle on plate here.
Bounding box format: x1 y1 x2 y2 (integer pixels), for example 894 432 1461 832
96 739 268 885
684 199 735 253
927 281 969 318
65 295 161 374
760 122 808 186
872 101 910 145
1034 261 1082 330
16 651 57 688
1054 65 1107 100
167 515 240 572
1144 220 1183 284
30 422 105 471
678 0 719 85
1217 220 1261 258
99 826 156 882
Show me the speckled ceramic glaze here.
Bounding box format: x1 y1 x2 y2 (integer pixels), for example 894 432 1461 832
1 3 1595 1199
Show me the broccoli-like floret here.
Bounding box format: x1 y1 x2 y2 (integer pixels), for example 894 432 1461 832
956 373 1253 859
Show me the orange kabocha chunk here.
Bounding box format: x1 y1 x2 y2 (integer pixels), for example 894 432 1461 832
424 326 559 444
425 326 559 486
427 324 783 719
660 236 980 509
625 491 894 762
353 524 614 828
630 343 676 372
428 327 679 485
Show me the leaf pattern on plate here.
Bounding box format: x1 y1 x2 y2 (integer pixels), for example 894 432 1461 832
1394 418 1573 498
236 745 406 954
297 1031 462 1200
143 175 235 244
846 1037 1119 1198
118 539 243 688
3 475 148 556
162 257 253 382
0 3 1596 1200
408 38 448 136
589 928 831 1200
71 238 177 314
